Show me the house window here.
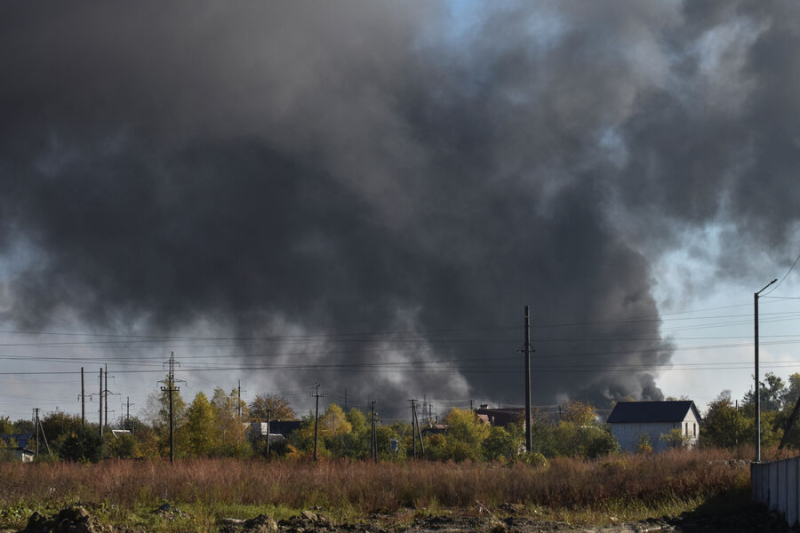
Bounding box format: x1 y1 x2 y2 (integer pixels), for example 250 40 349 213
693 423 696 437
685 423 688 436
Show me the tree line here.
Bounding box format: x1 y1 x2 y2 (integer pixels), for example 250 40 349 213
3 371 800 463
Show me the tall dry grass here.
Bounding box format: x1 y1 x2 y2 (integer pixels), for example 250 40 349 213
0 448 755 513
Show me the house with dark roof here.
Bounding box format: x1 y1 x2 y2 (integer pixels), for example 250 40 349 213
606 401 701 453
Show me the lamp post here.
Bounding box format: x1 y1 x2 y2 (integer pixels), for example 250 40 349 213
755 278 777 463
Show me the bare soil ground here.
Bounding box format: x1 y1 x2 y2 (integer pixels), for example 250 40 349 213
7 504 793 533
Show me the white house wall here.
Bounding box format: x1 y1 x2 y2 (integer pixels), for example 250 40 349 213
611 416 699 453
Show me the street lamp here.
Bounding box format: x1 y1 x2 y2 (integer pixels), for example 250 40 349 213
755 278 777 462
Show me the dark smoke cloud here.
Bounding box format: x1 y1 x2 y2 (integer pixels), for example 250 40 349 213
2 1 796 409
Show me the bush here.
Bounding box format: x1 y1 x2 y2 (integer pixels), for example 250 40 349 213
61 428 104 463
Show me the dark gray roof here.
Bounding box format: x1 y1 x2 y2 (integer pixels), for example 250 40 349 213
606 401 701 424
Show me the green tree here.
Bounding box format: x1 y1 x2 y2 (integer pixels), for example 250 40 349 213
660 428 689 449
61 427 104 462
186 392 216 456
12 419 34 434
637 433 653 454
249 394 296 421
783 373 800 408
0 416 13 434
211 387 249 456
41 412 83 451
702 390 746 449
145 376 188 457
742 372 786 414
562 400 597 426
105 432 137 459
482 426 520 461
443 408 489 461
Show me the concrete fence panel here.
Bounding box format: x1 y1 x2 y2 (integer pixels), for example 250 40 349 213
788 460 798 527
770 461 779 511
753 457 800 528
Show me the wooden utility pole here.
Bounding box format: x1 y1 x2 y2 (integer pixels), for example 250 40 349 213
312 383 324 462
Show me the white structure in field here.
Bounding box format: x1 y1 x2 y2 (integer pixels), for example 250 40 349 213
606 400 701 453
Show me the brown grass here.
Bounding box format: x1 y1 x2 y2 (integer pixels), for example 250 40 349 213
0 447 758 515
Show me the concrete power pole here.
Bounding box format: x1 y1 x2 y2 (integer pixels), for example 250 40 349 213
35 408 40 458
370 400 377 463
81 367 85 429
312 383 324 462
414 400 424 456
159 352 184 464
104 363 109 428
755 279 777 462
522 305 534 453
410 399 417 458
264 408 272 459
99 367 103 438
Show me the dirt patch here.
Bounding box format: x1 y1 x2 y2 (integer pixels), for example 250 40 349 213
17 504 795 533
18 507 110 533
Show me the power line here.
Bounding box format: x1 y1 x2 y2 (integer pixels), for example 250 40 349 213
762 251 800 297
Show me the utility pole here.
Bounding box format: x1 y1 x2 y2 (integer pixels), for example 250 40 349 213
370 400 377 463
125 397 135 431
410 399 417 458
104 363 109 428
35 408 40 458
99 367 104 438
469 399 474 412
755 279 777 462
312 383 324 462
521 305 534 453
159 352 184 464
81 367 85 428
238 380 242 422
414 399 424 456
264 408 272 459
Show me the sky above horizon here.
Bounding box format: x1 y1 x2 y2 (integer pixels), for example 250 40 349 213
2 1 800 424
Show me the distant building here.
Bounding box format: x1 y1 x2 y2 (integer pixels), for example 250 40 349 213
606 401 701 453
474 406 525 428
0 433 33 449
247 420 301 441
1 447 34 463
0 434 35 463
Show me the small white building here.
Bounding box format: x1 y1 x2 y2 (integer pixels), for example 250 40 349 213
607 400 701 453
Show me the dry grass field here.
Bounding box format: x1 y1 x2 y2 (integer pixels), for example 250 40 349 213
0 448 756 523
